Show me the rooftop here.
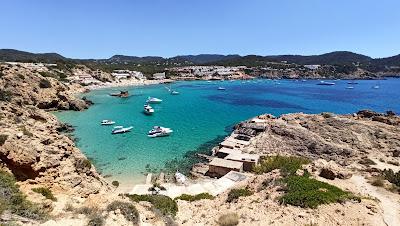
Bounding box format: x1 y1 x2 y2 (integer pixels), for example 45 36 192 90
225 153 260 163
209 158 243 170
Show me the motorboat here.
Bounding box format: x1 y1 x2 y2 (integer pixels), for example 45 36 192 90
175 171 186 184
148 126 173 138
112 126 133 134
147 97 162 104
101 120 115 125
347 81 358 85
317 81 335 86
143 104 154 115
110 91 129 97
346 86 354 89
171 90 180 95
372 85 380 89
217 87 226 90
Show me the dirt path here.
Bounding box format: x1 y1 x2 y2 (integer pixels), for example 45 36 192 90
350 175 400 226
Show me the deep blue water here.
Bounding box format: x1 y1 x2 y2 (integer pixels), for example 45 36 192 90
54 78 400 184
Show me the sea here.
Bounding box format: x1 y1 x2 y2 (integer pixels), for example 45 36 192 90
54 78 400 187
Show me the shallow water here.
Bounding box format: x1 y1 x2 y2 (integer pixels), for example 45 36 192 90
54 78 400 184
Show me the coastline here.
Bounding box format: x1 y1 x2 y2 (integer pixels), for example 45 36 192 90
85 78 174 91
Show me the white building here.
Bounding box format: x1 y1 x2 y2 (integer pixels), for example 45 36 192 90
112 70 144 80
304 65 320 70
153 72 166 80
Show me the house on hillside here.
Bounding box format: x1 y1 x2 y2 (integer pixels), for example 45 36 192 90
153 72 166 80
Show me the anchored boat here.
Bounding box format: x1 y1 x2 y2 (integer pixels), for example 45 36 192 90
101 120 115 125
317 81 335 86
147 97 162 104
147 126 173 138
110 91 129 97
143 104 154 115
112 126 133 134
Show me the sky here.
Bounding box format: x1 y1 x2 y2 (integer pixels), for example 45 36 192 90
1 0 399 59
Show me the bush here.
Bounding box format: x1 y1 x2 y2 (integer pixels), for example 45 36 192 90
371 178 384 187
112 181 120 187
127 194 178 216
106 201 139 224
0 134 8 146
358 158 376 166
253 155 310 176
76 206 96 215
175 193 214 202
217 213 239 226
32 187 57 201
20 126 33 137
75 158 92 170
227 188 253 203
0 170 46 220
279 175 359 208
39 79 52 88
321 112 333 118
87 212 105 226
0 90 13 102
382 169 400 187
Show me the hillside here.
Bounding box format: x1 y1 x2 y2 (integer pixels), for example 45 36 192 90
0 49 66 63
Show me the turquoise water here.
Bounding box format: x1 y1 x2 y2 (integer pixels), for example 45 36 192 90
54 78 400 184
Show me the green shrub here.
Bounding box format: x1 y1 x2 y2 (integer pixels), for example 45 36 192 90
39 79 52 88
127 194 178 216
175 193 214 202
382 169 400 187
87 212 105 226
371 178 384 187
112 181 120 187
76 206 96 215
358 158 376 166
75 158 92 170
253 155 310 176
321 112 333 118
32 187 57 201
0 170 46 220
106 201 139 224
217 212 239 226
0 134 8 146
279 175 359 208
19 126 33 137
227 188 253 203
0 90 13 102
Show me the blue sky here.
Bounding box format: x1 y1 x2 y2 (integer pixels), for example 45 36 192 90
1 0 399 59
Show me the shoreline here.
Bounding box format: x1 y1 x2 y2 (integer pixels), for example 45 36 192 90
85 78 174 91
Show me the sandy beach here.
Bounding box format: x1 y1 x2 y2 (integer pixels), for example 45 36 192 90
86 78 174 91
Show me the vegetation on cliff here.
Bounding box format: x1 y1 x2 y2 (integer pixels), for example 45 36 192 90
0 170 46 220
127 194 178 216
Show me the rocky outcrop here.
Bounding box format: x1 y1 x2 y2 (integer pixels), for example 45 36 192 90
247 111 400 165
0 64 109 198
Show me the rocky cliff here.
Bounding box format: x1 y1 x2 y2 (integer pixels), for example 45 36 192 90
0 63 110 198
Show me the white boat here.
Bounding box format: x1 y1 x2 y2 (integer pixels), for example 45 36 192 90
147 97 162 104
143 104 154 115
346 86 354 89
148 126 173 138
112 126 133 134
217 87 226 90
317 81 335 86
171 90 180 95
175 171 186 184
372 85 380 89
101 120 115 125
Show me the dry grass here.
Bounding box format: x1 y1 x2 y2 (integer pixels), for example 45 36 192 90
217 212 239 226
